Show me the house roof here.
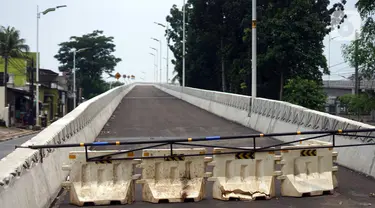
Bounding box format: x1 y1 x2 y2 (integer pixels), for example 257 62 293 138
31 68 59 76
7 86 32 96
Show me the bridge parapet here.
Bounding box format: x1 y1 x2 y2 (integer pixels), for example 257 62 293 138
156 84 375 179
0 83 135 208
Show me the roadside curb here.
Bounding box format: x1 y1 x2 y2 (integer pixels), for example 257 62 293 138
0 131 41 143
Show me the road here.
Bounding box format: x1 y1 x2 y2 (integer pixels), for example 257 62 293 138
57 85 375 208
0 133 37 160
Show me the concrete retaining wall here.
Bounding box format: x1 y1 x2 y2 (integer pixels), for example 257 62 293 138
0 84 135 208
156 84 375 178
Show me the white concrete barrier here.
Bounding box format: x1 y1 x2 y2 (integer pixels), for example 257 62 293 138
0 83 136 208
136 148 211 203
61 150 140 206
277 140 338 197
208 147 278 201
156 84 375 178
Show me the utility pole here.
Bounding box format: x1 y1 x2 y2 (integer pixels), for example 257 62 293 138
354 31 359 96
166 23 169 83
354 31 360 120
29 58 35 126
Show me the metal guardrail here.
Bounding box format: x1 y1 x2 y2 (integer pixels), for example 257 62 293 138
16 128 375 162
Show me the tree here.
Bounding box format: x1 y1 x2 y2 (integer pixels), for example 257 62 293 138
339 93 375 119
342 31 375 81
0 26 29 107
54 30 121 99
355 0 375 19
283 77 327 111
166 4 186 86
166 0 347 99
342 0 375 81
243 0 345 99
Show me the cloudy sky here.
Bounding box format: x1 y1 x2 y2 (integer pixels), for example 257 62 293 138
1 0 361 83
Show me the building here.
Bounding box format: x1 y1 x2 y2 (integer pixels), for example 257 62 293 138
0 53 69 128
323 80 374 115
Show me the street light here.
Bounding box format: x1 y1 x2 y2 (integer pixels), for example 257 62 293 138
150 47 158 82
154 22 169 83
151 37 162 83
163 57 168 83
328 35 338 87
36 4 66 127
72 47 89 108
104 76 113 89
251 0 257 107
149 53 156 81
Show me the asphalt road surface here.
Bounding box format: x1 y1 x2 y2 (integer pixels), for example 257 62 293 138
0 133 37 159
56 85 375 208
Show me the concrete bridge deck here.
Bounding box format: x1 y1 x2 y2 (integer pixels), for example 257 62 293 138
56 86 375 208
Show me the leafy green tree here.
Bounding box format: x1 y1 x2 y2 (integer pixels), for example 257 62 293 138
342 31 375 80
283 77 327 111
166 0 346 99
339 93 375 118
342 0 375 81
166 4 188 86
0 26 29 106
355 0 375 19
54 30 121 99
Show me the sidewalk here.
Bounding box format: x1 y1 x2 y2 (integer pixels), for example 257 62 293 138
0 127 39 142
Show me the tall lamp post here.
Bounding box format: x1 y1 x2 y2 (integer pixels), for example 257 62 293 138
36 4 66 127
149 53 156 82
251 0 257 106
150 47 158 82
72 47 89 108
328 35 338 87
182 0 186 87
154 22 169 83
151 37 162 83
163 57 168 83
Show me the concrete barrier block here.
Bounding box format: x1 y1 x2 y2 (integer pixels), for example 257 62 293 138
279 144 336 197
137 148 208 203
208 147 277 201
62 150 138 206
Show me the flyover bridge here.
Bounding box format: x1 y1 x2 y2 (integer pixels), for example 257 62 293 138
1 84 375 208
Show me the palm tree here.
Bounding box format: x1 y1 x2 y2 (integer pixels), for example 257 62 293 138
0 26 30 107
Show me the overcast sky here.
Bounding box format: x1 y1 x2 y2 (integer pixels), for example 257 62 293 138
1 0 361 83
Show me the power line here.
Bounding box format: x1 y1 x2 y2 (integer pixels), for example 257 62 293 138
329 61 346 68
330 66 352 72
8 59 27 75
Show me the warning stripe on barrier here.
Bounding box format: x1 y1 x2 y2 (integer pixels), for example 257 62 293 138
235 152 255 159
95 156 112 164
164 154 185 161
300 149 317 157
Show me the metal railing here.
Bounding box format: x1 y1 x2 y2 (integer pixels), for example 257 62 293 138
16 128 375 163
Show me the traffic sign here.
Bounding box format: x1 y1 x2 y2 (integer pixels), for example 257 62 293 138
115 72 121 80
127 75 130 79
122 74 126 78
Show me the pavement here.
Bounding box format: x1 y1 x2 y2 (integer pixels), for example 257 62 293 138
0 132 38 159
56 85 375 208
0 127 38 142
